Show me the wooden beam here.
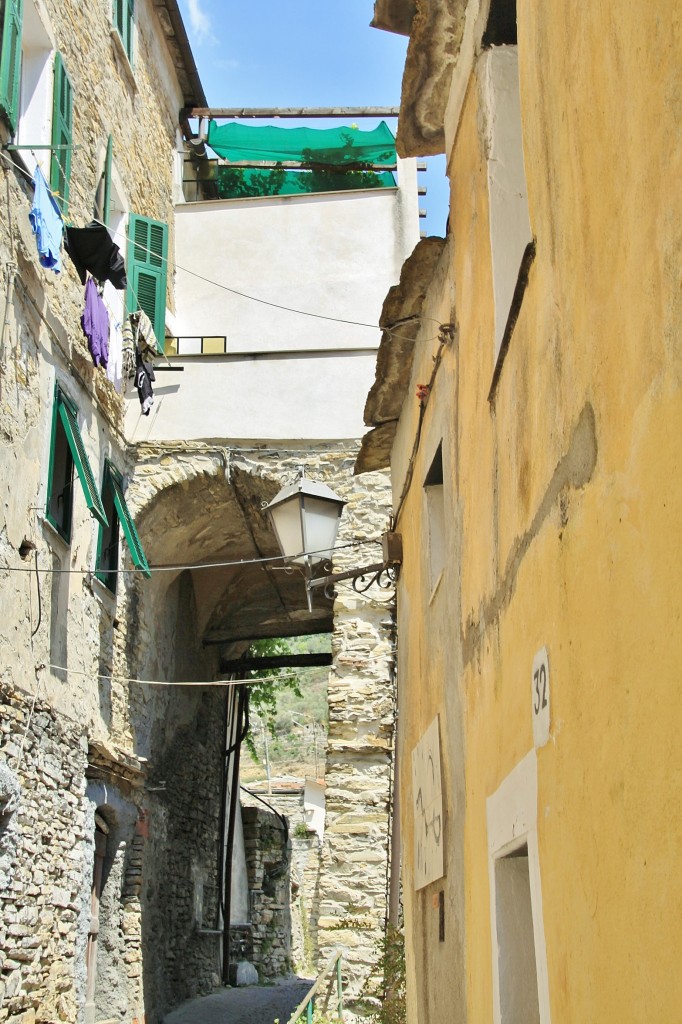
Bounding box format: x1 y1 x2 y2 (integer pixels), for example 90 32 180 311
219 653 333 674
186 106 400 119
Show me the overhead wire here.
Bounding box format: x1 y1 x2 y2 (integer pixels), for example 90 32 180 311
0 145 443 344
46 645 398 688
0 535 383 576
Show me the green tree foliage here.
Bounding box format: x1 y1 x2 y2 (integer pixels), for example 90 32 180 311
244 635 329 767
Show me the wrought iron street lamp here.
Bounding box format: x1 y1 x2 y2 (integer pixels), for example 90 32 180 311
265 471 401 608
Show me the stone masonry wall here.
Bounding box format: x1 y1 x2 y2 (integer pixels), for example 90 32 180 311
0 682 88 1024
317 595 396 1006
241 806 291 979
241 786 323 975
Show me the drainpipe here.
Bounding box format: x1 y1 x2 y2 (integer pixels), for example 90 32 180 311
222 684 248 985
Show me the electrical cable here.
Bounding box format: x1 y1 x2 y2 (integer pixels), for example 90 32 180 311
0 535 382 576
0 146 442 342
46 646 397 688
30 550 42 637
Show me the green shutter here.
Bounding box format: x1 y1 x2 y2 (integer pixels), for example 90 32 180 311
0 0 23 134
124 0 134 62
126 214 168 350
110 471 150 577
50 52 73 213
113 0 124 37
113 0 134 62
57 393 109 527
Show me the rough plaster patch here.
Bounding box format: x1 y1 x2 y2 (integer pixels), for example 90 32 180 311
463 403 598 665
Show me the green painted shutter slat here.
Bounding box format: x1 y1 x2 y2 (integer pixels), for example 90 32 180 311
125 0 134 61
114 0 124 37
50 53 73 213
127 214 168 349
0 0 23 134
110 473 150 577
113 0 133 61
57 398 108 527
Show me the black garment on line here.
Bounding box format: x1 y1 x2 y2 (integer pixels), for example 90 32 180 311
64 221 127 289
134 352 155 415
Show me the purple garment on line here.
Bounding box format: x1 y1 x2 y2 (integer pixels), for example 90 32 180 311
81 277 109 368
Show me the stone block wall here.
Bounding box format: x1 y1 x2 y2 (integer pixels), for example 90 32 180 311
241 786 323 975
317 595 396 1006
241 806 291 979
0 683 88 1024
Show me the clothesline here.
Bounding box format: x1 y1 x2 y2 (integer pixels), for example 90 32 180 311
1 146 444 343
27 163 163 410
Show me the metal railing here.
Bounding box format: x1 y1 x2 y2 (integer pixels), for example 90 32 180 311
287 949 344 1024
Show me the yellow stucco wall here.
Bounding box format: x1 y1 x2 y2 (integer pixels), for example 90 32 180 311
392 2 682 1022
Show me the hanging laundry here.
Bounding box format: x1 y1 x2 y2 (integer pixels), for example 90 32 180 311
134 351 155 415
121 317 136 380
132 309 163 360
106 315 123 392
81 278 109 368
64 222 127 289
29 166 64 274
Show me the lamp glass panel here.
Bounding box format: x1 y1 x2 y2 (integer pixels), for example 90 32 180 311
301 497 342 563
270 496 305 562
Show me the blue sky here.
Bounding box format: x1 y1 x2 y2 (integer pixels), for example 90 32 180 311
176 0 448 235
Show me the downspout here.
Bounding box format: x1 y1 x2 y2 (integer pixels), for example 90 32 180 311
222 683 248 984
215 686 233 934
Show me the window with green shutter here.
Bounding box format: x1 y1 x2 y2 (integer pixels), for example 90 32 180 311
46 385 108 542
50 52 73 214
126 214 168 350
96 460 150 592
0 0 23 134
113 0 134 64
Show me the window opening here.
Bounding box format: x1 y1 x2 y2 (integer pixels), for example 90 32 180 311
96 460 150 590
424 443 445 592
95 463 119 592
494 844 541 1024
46 385 108 541
482 0 518 48
112 0 134 65
1 0 56 178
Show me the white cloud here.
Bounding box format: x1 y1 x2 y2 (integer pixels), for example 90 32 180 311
187 0 211 40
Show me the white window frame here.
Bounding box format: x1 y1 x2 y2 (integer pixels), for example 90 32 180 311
15 0 55 176
486 750 552 1024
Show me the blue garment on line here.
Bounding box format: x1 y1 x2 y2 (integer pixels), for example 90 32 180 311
28 166 63 273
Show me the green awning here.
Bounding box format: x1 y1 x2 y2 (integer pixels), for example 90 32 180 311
214 166 396 199
206 120 396 167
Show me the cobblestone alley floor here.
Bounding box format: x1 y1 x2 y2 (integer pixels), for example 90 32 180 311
163 977 314 1024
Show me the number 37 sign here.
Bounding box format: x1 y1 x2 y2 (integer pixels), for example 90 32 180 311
531 646 550 748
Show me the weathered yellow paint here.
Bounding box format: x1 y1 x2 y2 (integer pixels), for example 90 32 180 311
386 2 682 1022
